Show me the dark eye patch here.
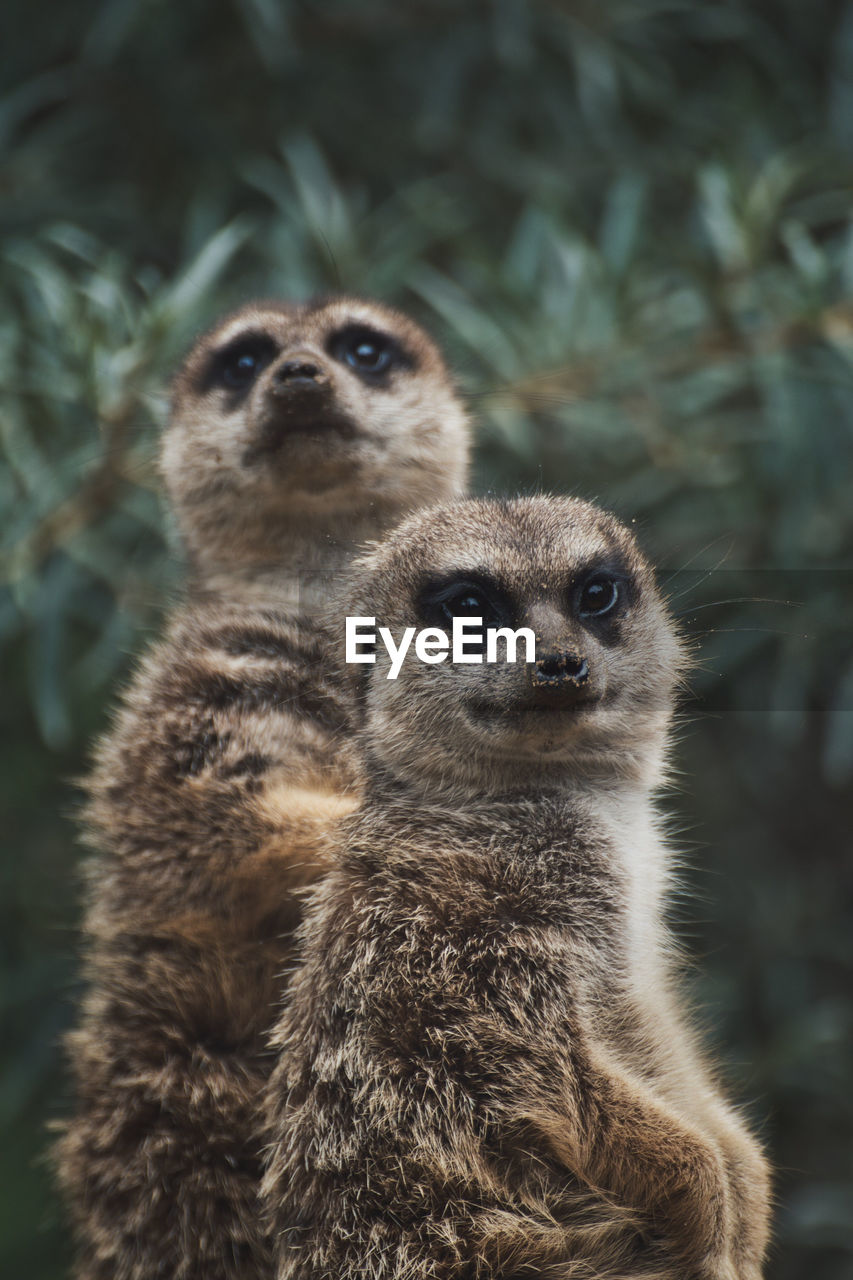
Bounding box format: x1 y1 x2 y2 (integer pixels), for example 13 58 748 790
416 572 516 638
200 332 279 396
327 324 413 382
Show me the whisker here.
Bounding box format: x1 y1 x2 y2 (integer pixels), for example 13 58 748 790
677 596 801 615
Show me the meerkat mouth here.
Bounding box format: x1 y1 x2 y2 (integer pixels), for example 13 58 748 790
459 700 608 765
464 697 598 740
243 407 360 465
466 692 598 722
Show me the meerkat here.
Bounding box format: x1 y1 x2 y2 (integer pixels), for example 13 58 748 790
54 297 471 1280
262 496 771 1280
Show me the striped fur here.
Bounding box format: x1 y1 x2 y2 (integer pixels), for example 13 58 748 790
55 606 359 1279
54 296 470 1279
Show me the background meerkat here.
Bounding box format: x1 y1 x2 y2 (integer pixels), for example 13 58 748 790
262 496 771 1280
161 296 470 609
54 297 471 1280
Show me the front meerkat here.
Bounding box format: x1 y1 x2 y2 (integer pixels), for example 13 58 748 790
262 496 771 1280
55 298 470 1280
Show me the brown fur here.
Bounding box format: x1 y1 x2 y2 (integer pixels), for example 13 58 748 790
54 297 471 1279
163 295 470 607
262 496 771 1279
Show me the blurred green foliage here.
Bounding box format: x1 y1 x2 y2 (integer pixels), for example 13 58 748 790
2 1 852 1276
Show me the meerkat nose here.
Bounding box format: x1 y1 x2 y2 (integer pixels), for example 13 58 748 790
530 651 589 689
272 356 329 391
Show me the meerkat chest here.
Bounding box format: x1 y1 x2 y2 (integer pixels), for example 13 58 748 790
353 813 633 1045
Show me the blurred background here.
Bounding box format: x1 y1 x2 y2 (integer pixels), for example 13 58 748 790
2 1 851 1275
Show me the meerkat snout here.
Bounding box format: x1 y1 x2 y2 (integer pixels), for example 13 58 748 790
530 650 589 690
256 348 345 444
271 355 329 390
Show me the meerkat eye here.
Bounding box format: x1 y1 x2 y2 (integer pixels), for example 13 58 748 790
348 337 391 373
329 325 409 380
577 575 620 619
210 336 277 391
439 588 494 625
224 353 259 387
417 577 511 632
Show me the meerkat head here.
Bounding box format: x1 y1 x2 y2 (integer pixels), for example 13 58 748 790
344 496 685 792
161 296 470 587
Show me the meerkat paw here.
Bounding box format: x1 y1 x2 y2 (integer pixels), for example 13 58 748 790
663 1141 738 1280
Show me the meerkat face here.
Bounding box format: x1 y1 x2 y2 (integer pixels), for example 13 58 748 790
161 296 470 572
346 497 684 789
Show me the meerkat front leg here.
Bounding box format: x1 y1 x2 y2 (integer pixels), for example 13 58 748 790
530 1048 738 1280
633 995 771 1277
686 1102 770 1280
